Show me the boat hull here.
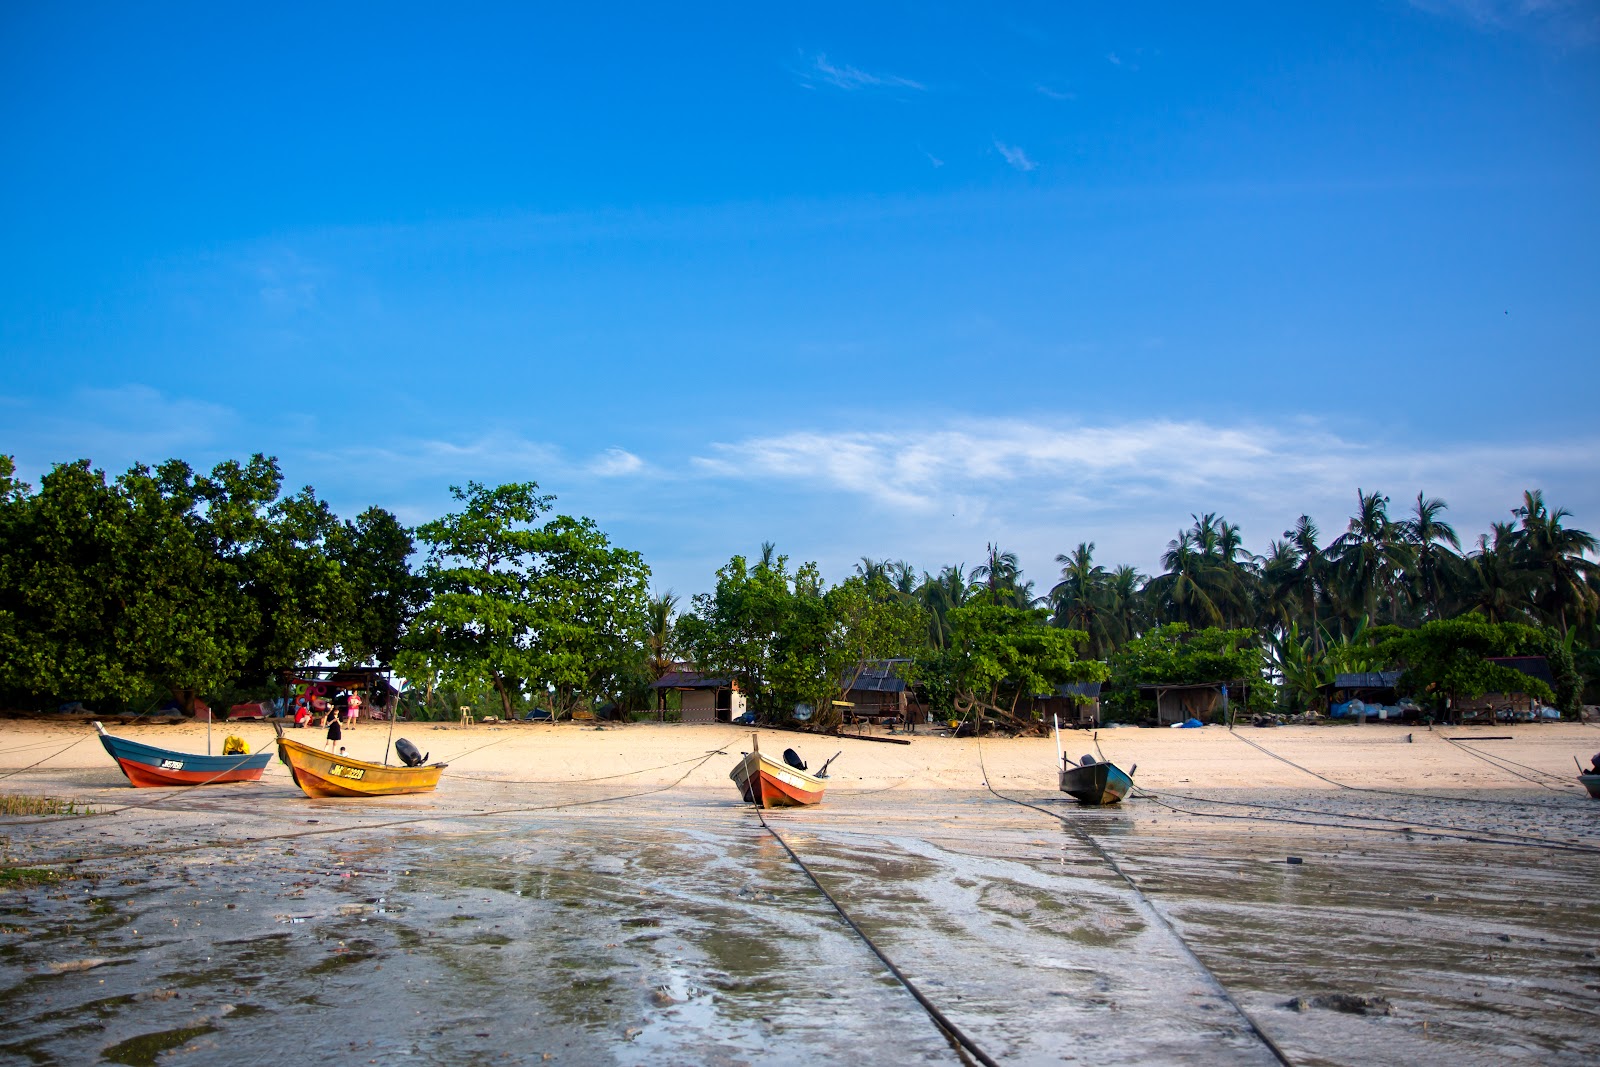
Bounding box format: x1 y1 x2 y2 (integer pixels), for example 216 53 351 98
730 751 825 808
275 735 444 798
1581 773 1600 800
96 729 271 788
1060 761 1133 805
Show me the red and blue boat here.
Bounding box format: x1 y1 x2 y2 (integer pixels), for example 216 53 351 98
93 721 272 788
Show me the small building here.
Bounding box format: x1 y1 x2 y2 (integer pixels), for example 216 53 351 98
839 660 927 724
1455 656 1556 723
1031 682 1102 728
649 671 746 724
1138 680 1251 726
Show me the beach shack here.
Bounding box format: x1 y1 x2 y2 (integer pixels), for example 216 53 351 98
1138 680 1250 726
649 670 746 724
1455 656 1557 723
1320 671 1410 721
1031 681 1103 728
839 659 927 725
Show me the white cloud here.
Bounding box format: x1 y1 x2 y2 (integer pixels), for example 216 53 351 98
1035 84 1075 101
804 53 926 92
686 416 1600 580
994 141 1037 172
588 447 645 477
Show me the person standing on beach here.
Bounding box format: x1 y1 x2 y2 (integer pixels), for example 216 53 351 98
324 705 343 752
346 690 361 730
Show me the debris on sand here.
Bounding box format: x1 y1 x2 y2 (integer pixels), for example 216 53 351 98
1285 993 1396 1016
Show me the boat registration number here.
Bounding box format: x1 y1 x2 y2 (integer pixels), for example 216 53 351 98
329 764 365 781
160 759 183 770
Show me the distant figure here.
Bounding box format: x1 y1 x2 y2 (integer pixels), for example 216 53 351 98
1588 752 1600 776
293 699 311 728
324 706 343 752
345 691 361 729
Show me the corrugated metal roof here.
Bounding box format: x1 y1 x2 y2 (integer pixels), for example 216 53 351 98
844 662 909 693
649 671 730 690
1331 671 1403 690
1054 681 1102 698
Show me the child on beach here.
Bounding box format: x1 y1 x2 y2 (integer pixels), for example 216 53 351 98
324 706 343 752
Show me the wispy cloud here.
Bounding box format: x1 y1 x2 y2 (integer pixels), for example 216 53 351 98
687 416 1600 576
801 53 926 92
1034 84 1075 101
994 141 1037 172
588 447 645 477
1409 0 1600 45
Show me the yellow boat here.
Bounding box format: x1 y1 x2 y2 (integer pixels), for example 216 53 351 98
274 731 446 798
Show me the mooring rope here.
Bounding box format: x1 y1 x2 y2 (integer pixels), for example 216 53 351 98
0 748 728 872
975 735 1295 1067
754 808 998 1067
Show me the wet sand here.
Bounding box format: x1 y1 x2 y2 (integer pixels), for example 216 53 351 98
0 721 1596 1065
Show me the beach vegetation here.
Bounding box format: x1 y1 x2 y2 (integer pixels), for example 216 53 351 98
400 481 651 721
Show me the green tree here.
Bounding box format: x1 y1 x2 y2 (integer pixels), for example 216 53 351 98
329 507 423 667
402 482 650 719
1371 616 1554 719
927 603 1107 732
1104 623 1265 720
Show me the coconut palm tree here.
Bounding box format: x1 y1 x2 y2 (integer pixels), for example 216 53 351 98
644 590 680 716
971 543 1027 606
1512 490 1599 635
1456 524 1535 624
1106 565 1148 645
916 564 970 649
1398 492 1461 621
1330 490 1413 626
1050 542 1115 657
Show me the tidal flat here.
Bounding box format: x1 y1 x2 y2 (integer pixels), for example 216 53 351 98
0 723 1596 1065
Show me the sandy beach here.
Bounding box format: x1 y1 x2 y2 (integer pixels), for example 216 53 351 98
1 719 1596 1065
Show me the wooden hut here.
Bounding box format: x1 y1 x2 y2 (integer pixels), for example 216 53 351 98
1137 680 1250 726
649 671 745 724
1031 682 1102 728
839 659 927 725
1455 656 1556 723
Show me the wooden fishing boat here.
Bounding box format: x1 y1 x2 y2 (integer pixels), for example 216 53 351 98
1053 715 1134 805
93 721 271 787
730 734 834 808
1580 773 1600 800
1059 757 1135 805
274 731 445 798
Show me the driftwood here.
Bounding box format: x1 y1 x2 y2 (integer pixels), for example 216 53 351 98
952 696 1048 736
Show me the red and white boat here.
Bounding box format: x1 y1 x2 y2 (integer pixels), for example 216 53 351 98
729 734 836 808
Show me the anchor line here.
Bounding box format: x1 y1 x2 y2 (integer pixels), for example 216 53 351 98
976 736 1295 1067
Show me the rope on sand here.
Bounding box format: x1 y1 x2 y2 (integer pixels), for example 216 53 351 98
0 748 728 872
976 736 1296 1067
755 809 999 1067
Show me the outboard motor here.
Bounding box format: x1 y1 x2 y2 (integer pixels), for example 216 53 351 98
782 748 807 771
395 738 428 768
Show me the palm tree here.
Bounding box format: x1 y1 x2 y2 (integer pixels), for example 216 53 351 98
916 564 970 649
1106 565 1148 645
1458 524 1535 624
971 543 1024 606
1513 489 1599 635
1148 517 1253 628
1050 542 1115 657
1398 492 1460 621
1330 490 1413 627
644 590 680 717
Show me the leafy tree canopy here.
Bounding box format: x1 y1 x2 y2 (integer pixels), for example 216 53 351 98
1370 616 1555 710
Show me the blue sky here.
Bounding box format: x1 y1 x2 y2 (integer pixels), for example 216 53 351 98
3 1 1598 595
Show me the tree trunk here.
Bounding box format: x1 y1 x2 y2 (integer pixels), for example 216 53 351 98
491 672 514 719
